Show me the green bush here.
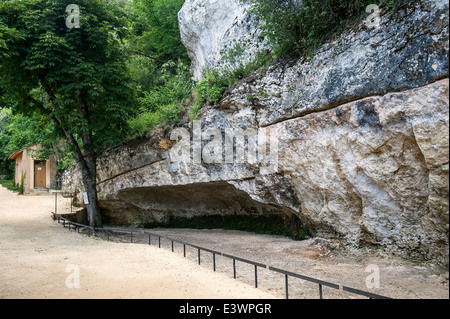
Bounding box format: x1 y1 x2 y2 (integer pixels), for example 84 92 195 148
243 0 398 58
128 102 182 137
0 179 17 191
188 103 204 122
18 172 25 195
138 61 193 112
195 68 229 104
129 0 189 63
127 60 193 137
195 51 273 105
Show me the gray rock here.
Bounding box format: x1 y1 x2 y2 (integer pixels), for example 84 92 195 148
179 0 269 80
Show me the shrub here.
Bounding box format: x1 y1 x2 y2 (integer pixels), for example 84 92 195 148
188 103 204 122
18 172 25 195
195 50 273 105
127 60 193 137
128 103 182 137
195 68 229 104
242 0 399 58
139 61 193 113
0 179 17 191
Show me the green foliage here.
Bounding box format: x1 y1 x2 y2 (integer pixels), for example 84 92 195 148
195 68 229 104
18 171 25 195
129 0 188 63
0 107 75 177
0 110 48 177
139 61 193 113
127 55 162 97
242 0 398 58
188 103 203 122
0 0 137 155
128 102 182 137
0 179 17 191
127 60 193 137
123 0 193 137
195 50 273 106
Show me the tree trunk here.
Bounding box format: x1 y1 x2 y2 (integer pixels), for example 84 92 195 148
78 159 102 228
33 85 103 228
57 122 103 228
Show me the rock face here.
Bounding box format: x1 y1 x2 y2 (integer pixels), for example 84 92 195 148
178 0 268 80
63 0 449 266
276 80 449 264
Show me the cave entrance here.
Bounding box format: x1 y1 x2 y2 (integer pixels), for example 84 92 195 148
100 181 310 240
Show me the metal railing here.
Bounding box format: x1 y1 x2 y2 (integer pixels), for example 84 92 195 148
51 212 392 300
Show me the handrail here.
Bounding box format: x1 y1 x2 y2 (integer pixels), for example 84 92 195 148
268 266 339 289
223 253 267 269
341 285 392 299
52 212 393 300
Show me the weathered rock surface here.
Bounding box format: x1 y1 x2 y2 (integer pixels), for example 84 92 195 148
219 0 449 126
178 0 269 80
276 79 449 265
63 0 449 266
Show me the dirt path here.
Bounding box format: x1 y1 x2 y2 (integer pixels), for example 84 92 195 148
1 186 447 299
141 229 449 299
0 186 275 299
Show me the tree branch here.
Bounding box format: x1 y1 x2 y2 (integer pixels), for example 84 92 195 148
26 95 90 177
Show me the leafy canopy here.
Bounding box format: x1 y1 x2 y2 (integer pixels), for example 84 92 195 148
0 0 137 155
129 0 188 63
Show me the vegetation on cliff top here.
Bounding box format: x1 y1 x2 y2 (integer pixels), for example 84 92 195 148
242 0 399 58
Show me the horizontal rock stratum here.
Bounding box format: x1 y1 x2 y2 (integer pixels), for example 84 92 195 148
63 0 449 266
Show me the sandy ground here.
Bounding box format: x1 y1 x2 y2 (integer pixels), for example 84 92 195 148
0 186 275 299
0 186 448 299
142 229 449 299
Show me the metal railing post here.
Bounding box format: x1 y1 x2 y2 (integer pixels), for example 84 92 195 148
233 259 236 279
285 274 289 299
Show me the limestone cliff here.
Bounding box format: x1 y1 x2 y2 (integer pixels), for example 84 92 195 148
178 0 269 81
63 0 449 266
